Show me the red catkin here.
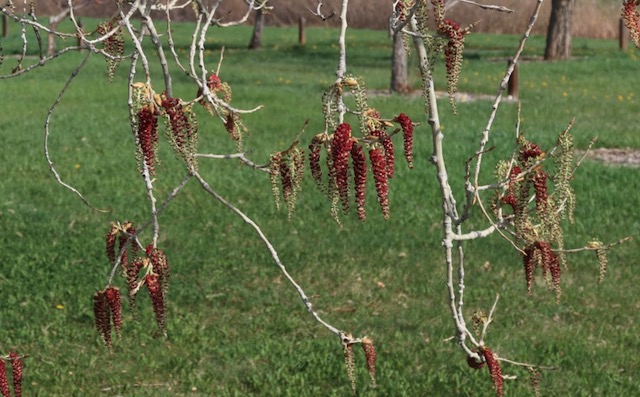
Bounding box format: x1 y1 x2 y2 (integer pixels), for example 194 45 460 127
93 290 112 347
126 257 145 315
532 170 548 213
225 112 240 141
370 130 395 179
117 231 129 271
351 144 367 221
394 113 414 169
370 147 390 219
537 241 561 295
9 352 22 397
161 95 190 148
482 347 504 397
207 74 222 92
105 287 122 336
623 1 640 48
331 123 354 213
146 273 166 336
148 246 170 294
137 105 159 175
361 337 377 386
518 142 543 163
523 244 536 293
0 360 9 397
308 137 324 190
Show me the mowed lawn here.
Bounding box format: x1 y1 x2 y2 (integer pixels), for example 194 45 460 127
0 20 639 396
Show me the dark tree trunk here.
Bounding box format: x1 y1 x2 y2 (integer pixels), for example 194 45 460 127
544 0 575 60
248 8 264 50
2 14 8 38
390 31 408 93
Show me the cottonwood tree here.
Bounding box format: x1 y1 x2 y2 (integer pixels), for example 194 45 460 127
544 0 575 60
1 0 635 395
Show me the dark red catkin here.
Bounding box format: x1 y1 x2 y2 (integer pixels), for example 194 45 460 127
361 337 377 386
0 359 9 397
331 123 354 213
146 273 167 336
351 144 367 221
93 290 112 347
9 352 22 397
394 113 414 169
308 135 324 190
523 244 536 293
536 241 561 296
370 129 395 179
482 346 504 397
370 147 390 219
137 105 159 175
147 245 170 295
126 257 145 314
532 169 548 213
105 287 122 336
161 95 189 149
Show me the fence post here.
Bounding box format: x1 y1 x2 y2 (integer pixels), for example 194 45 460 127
508 59 518 99
2 14 8 38
620 18 628 50
298 16 306 45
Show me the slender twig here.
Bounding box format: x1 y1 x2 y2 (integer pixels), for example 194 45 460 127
557 236 631 254
480 294 500 344
468 0 544 212
458 0 514 13
44 51 108 212
195 152 270 171
192 171 344 337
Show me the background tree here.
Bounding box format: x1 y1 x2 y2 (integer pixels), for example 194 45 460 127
390 19 408 92
248 6 265 49
545 0 576 60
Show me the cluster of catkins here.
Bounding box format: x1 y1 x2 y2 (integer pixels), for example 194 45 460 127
306 113 414 222
132 83 200 175
342 335 376 393
495 138 568 299
0 352 24 397
197 74 245 146
429 0 471 112
96 222 170 347
623 0 640 48
96 16 125 81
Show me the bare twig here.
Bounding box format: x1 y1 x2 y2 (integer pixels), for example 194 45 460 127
44 51 108 212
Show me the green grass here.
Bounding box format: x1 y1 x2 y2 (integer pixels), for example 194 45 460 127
1 22 639 396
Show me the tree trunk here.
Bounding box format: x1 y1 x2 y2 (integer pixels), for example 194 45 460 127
544 0 575 60
248 8 264 50
48 7 72 55
390 31 408 93
2 14 8 38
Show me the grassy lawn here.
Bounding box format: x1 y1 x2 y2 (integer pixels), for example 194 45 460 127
0 20 639 396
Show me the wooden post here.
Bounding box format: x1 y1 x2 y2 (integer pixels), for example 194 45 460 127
77 20 83 50
298 16 305 45
507 59 518 99
620 18 628 50
2 14 8 38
